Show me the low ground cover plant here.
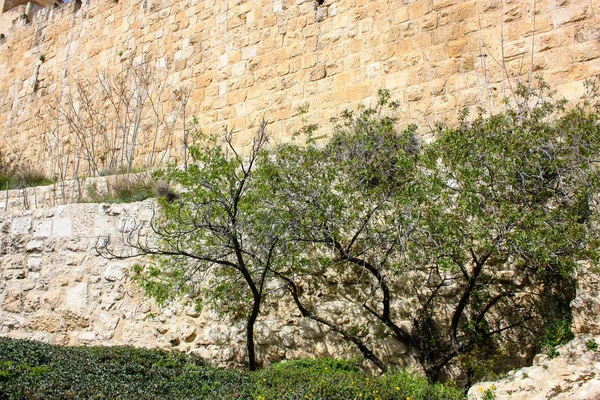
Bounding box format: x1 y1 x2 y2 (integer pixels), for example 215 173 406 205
84 174 177 204
0 338 463 400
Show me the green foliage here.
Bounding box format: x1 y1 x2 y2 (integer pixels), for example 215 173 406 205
539 317 574 358
586 339 598 351
258 83 600 381
0 337 250 400
538 291 575 358
123 82 600 383
0 152 52 190
84 175 176 204
253 358 463 400
482 388 496 400
0 339 464 400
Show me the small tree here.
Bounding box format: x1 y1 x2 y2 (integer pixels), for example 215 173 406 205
99 121 284 371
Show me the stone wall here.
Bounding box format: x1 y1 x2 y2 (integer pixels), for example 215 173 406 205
2 197 599 378
0 0 599 172
0 199 414 369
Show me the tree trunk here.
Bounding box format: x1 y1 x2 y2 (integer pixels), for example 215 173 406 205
246 295 261 371
424 364 442 384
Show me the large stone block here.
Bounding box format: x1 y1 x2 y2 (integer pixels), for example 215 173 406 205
103 263 125 282
11 217 32 235
32 220 52 237
2 290 22 313
28 312 63 333
52 218 72 237
63 282 88 313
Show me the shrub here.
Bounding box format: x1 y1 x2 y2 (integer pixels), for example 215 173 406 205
0 338 464 400
109 175 157 203
538 308 574 359
252 358 464 400
0 152 52 190
0 338 249 400
83 174 177 204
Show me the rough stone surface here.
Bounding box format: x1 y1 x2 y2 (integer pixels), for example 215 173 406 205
0 0 598 175
469 336 600 400
0 200 398 368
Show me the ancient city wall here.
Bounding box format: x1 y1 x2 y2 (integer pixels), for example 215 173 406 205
0 0 599 172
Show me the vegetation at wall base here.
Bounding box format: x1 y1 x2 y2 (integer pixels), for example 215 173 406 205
0 338 464 400
84 174 178 204
0 152 53 191
99 80 600 384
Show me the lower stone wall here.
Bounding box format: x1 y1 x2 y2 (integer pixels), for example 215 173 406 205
0 200 414 369
3 198 599 387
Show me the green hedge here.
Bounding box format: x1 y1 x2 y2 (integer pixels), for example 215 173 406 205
251 358 464 400
0 338 464 400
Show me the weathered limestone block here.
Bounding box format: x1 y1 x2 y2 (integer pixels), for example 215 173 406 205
32 220 52 238
377 336 409 358
278 325 296 348
21 279 37 291
27 312 63 333
62 310 90 330
91 311 120 340
571 267 600 335
62 282 88 313
52 218 72 237
62 238 89 252
299 317 325 339
200 325 230 345
71 207 96 237
2 290 22 313
73 331 97 344
179 322 197 342
25 239 44 252
103 263 125 282
0 217 12 235
94 215 115 236
3 254 25 269
41 289 62 310
11 217 32 235
65 253 86 267
255 321 276 345
23 292 40 313
1 313 25 330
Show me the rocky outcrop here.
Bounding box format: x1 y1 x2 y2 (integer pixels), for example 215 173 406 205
468 336 600 400
468 268 600 399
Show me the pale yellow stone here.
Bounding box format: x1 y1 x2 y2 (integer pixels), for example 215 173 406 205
0 0 598 174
